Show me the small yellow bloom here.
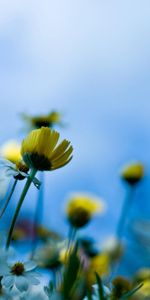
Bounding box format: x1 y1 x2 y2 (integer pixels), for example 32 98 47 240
12 228 26 241
86 253 110 286
21 127 73 171
134 280 150 299
66 193 105 228
36 225 61 241
121 162 144 185
21 111 62 129
111 276 131 298
59 244 76 265
134 268 150 283
0 140 21 163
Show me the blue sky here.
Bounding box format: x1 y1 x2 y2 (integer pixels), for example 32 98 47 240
0 1 150 273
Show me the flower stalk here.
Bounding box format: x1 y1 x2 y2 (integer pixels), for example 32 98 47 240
6 168 37 249
0 178 18 219
31 172 44 257
116 186 134 239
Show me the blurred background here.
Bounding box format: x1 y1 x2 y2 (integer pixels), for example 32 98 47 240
0 0 150 276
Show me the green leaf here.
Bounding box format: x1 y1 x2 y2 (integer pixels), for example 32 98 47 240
120 283 143 299
62 243 80 299
87 289 93 300
95 272 106 300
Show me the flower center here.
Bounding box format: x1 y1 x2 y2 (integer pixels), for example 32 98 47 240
11 262 25 276
23 152 52 171
33 119 51 128
68 208 90 228
15 161 29 174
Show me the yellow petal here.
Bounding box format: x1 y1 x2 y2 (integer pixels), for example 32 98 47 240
50 140 70 160
48 130 60 156
51 155 73 170
21 130 39 155
52 146 73 166
35 127 52 156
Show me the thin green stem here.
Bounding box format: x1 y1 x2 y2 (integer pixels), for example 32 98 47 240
116 185 134 239
0 179 17 219
65 226 77 261
6 168 37 250
31 172 44 258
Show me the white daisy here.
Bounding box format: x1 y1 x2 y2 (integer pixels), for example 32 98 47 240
20 285 49 300
0 260 40 292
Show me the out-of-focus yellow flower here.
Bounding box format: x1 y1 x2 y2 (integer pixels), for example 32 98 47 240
36 225 61 241
134 280 150 299
21 111 62 129
59 247 69 265
12 228 26 241
111 276 132 299
59 245 76 265
66 193 105 228
86 253 110 286
21 127 73 171
121 162 144 185
0 140 21 163
134 268 150 283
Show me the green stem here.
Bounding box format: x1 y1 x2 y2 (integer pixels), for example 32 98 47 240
116 185 134 239
6 168 37 250
65 226 77 261
0 179 17 219
31 172 44 258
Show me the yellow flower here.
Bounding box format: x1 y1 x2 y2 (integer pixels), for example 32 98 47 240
36 225 61 241
135 280 150 299
21 111 62 129
66 193 105 228
111 276 131 299
59 245 76 265
86 253 110 286
0 140 21 163
21 127 73 171
134 268 150 283
121 162 144 185
12 228 26 241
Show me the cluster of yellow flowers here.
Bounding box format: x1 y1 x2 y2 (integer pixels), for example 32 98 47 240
0 110 147 300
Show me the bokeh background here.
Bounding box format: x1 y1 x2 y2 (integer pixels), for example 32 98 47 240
0 0 150 276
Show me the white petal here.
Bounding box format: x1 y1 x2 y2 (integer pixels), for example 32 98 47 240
0 175 10 199
15 276 29 292
24 261 36 271
25 274 40 285
0 264 9 276
1 275 14 288
0 158 13 167
27 271 41 278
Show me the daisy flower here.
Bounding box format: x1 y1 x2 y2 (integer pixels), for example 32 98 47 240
0 260 40 292
66 193 105 228
21 127 73 171
21 111 63 130
120 162 144 185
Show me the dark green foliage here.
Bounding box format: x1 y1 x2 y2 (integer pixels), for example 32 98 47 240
61 243 81 299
